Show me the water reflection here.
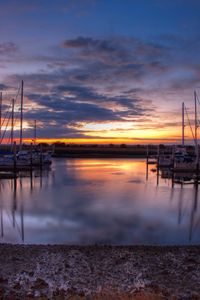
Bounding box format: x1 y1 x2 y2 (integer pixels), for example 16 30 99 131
0 158 200 244
0 168 51 243
148 164 200 243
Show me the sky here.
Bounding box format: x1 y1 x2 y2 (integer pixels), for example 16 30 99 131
0 0 200 144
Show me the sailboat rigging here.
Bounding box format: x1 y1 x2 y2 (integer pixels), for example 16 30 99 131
0 81 52 170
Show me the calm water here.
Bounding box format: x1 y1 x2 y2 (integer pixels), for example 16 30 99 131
0 158 200 245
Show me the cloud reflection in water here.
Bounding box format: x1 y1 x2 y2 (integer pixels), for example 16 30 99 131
0 158 200 245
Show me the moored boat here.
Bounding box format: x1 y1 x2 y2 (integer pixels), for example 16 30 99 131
0 81 52 171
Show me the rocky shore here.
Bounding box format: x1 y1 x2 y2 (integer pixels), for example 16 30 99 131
0 245 200 299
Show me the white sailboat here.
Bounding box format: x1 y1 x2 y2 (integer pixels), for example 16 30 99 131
173 93 198 172
0 81 52 170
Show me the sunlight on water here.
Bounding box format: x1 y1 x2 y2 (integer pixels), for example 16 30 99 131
0 158 200 245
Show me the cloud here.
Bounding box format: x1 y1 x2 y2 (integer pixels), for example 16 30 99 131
7 34 199 90
2 33 200 139
65 36 168 57
62 36 122 59
0 42 18 55
61 35 200 86
0 83 9 90
4 77 152 139
63 37 99 48
26 84 150 124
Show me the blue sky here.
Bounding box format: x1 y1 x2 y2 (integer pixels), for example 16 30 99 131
0 0 200 142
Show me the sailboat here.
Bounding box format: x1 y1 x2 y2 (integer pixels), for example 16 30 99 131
0 81 52 171
173 93 198 172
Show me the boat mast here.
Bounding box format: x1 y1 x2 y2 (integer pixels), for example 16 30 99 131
182 102 185 146
34 119 37 144
19 80 24 150
11 98 14 147
194 91 199 160
0 92 2 141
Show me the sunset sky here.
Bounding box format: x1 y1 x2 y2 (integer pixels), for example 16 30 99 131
0 0 200 144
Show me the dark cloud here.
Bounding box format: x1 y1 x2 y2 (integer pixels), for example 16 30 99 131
7 34 197 91
27 86 149 124
26 96 121 122
62 36 169 66
0 83 9 90
63 37 118 54
3 33 200 139
60 35 200 88
0 42 18 55
14 124 88 139
4 77 151 139
63 37 97 48
169 74 200 91
62 36 166 56
53 84 151 114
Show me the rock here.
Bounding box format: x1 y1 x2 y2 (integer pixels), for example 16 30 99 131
33 278 48 289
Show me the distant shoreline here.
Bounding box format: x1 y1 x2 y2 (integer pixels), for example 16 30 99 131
52 144 164 158
52 144 195 158
0 244 199 299
0 144 197 159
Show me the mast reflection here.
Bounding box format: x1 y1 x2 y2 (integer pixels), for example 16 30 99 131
189 185 198 242
0 183 3 238
156 168 200 242
0 168 50 243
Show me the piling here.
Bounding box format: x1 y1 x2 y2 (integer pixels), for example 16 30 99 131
146 145 149 165
13 141 17 173
30 143 33 170
40 144 43 170
30 142 33 187
171 145 175 188
157 145 160 186
195 148 199 186
146 163 148 180
157 144 160 166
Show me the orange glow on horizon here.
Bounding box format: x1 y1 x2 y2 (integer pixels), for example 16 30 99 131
0 119 195 145
20 137 183 145
19 126 193 145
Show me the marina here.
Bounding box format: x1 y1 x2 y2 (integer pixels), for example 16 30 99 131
0 1 200 298
145 91 200 186
0 81 52 175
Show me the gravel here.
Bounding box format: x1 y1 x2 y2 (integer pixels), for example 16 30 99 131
0 245 200 299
